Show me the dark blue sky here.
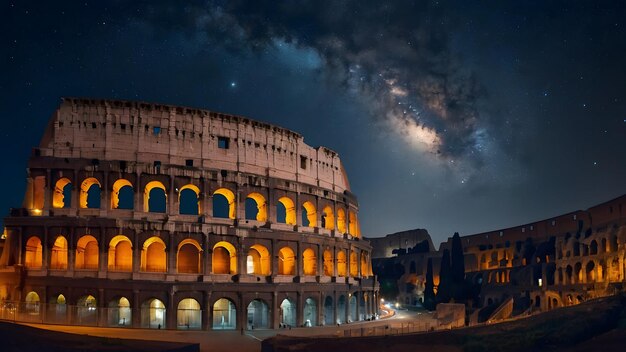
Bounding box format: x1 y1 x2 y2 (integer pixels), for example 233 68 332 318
3 1 626 246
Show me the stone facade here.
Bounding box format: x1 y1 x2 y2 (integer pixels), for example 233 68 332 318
0 98 378 330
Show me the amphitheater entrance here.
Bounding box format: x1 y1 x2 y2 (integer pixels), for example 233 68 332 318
247 299 269 329
108 297 131 327
76 295 97 325
212 298 236 330
47 294 67 324
280 298 296 327
177 298 201 330
141 298 166 329
303 298 317 327
323 296 334 325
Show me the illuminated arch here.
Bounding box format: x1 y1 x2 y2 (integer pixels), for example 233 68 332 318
141 237 166 272
25 236 43 269
323 249 333 276
53 178 72 208
302 201 317 227
348 211 360 237
278 247 295 275
321 206 334 230
303 248 317 276
142 298 166 329
212 298 237 330
76 235 99 270
213 188 236 219
108 297 131 327
360 252 369 277
108 235 133 271
25 291 40 315
336 250 347 277
350 251 358 277
79 177 101 209
247 244 271 275
177 239 202 274
245 193 267 222
144 181 167 213
50 235 68 270
111 179 133 209
213 241 237 274
280 298 296 327
179 184 201 215
337 209 347 234
277 197 296 225
177 298 201 330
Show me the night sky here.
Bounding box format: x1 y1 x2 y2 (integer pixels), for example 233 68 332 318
3 1 626 246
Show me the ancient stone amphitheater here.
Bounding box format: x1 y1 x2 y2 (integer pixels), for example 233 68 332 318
0 98 378 330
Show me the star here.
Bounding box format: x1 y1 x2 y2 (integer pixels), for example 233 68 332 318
230 82 237 88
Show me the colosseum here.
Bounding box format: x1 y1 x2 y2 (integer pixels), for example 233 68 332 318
0 97 378 330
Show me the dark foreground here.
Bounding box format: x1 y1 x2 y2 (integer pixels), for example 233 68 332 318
0 321 199 352
263 294 626 352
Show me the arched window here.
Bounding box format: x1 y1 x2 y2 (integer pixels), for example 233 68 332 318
245 193 267 222
80 177 101 209
179 184 201 215
302 248 317 276
144 181 167 213
303 298 317 327
50 236 68 270
111 179 134 209
590 240 598 255
177 239 201 274
323 296 334 325
77 295 98 325
337 209 347 234
25 236 43 269
247 299 269 329
348 211 359 237
349 251 358 277
321 206 334 230
247 244 270 275
141 237 166 272
278 247 295 275
212 298 236 330
323 250 333 276
108 297 131 327
53 178 72 209
361 252 369 277
108 235 133 271
213 188 235 219
302 201 317 227
141 298 165 329
76 235 99 270
213 241 237 274
25 291 40 315
177 298 201 330
280 298 296 327
277 197 296 225
336 250 347 277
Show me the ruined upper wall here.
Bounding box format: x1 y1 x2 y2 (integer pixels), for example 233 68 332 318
38 98 351 194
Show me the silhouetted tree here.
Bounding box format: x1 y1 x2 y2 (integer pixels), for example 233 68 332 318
437 249 452 304
423 257 436 310
451 232 467 302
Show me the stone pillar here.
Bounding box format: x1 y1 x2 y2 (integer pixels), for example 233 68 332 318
42 226 49 270
102 172 109 210
355 292 361 321
133 234 141 273
44 169 52 211
332 247 338 277
272 291 279 329
238 241 246 276
202 234 210 275
317 244 323 277
132 290 141 328
271 238 278 278
135 171 142 212
68 227 75 272
318 291 324 326
167 288 176 329
168 234 176 274
169 177 176 215
332 291 337 324
202 291 211 330
296 241 302 277
71 170 79 213
99 227 107 274
98 288 106 327
296 291 303 327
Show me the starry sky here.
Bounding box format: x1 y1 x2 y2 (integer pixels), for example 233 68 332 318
3 1 626 246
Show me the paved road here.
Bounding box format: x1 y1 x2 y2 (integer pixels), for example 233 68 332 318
22 308 433 352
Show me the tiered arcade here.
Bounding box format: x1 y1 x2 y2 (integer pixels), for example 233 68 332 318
0 98 378 330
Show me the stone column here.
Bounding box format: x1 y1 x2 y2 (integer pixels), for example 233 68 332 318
272 291 279 329
296 291 303 327
44 169 52 211
42 226 49 271
202 291 211 331
318 291 324 326
169 177 176 215
133 234 141 273
102 172 109 210
168 234 176 274
167 288 176 329
134 171 142 212
132 290 141 328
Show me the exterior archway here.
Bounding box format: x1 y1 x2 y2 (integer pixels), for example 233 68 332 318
108 297 131 327
360 252 370 277
79 177 101 209
25 291 40 315
177 298 201 330
177 239 201 274
348 211 360 237
111 179 133 209
47 294 67 324
144 181 167 213
141 237 166 272
321 206 334 230
75 235 99 270
303 248 317 276
337 295 346 324
77 295 97 325
302 201 317 227
323 296 334 325
53 178 72 208
50 235 68 270
141 298 166 329
212 298 236 330
277 197 296 225
349 294 357 322
280 298 296 327
213 241 237 274
179 184 201 215
108 235 132 271
303 297 317 327
337 209 347 234
350 251 358 277
247 244 270 275
245 193 267 222
323 250 334 276
25 236 42 269
247 299 269 329
337 250 347 277
586 261 596 282
213 188 235 219
278 247 296 275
